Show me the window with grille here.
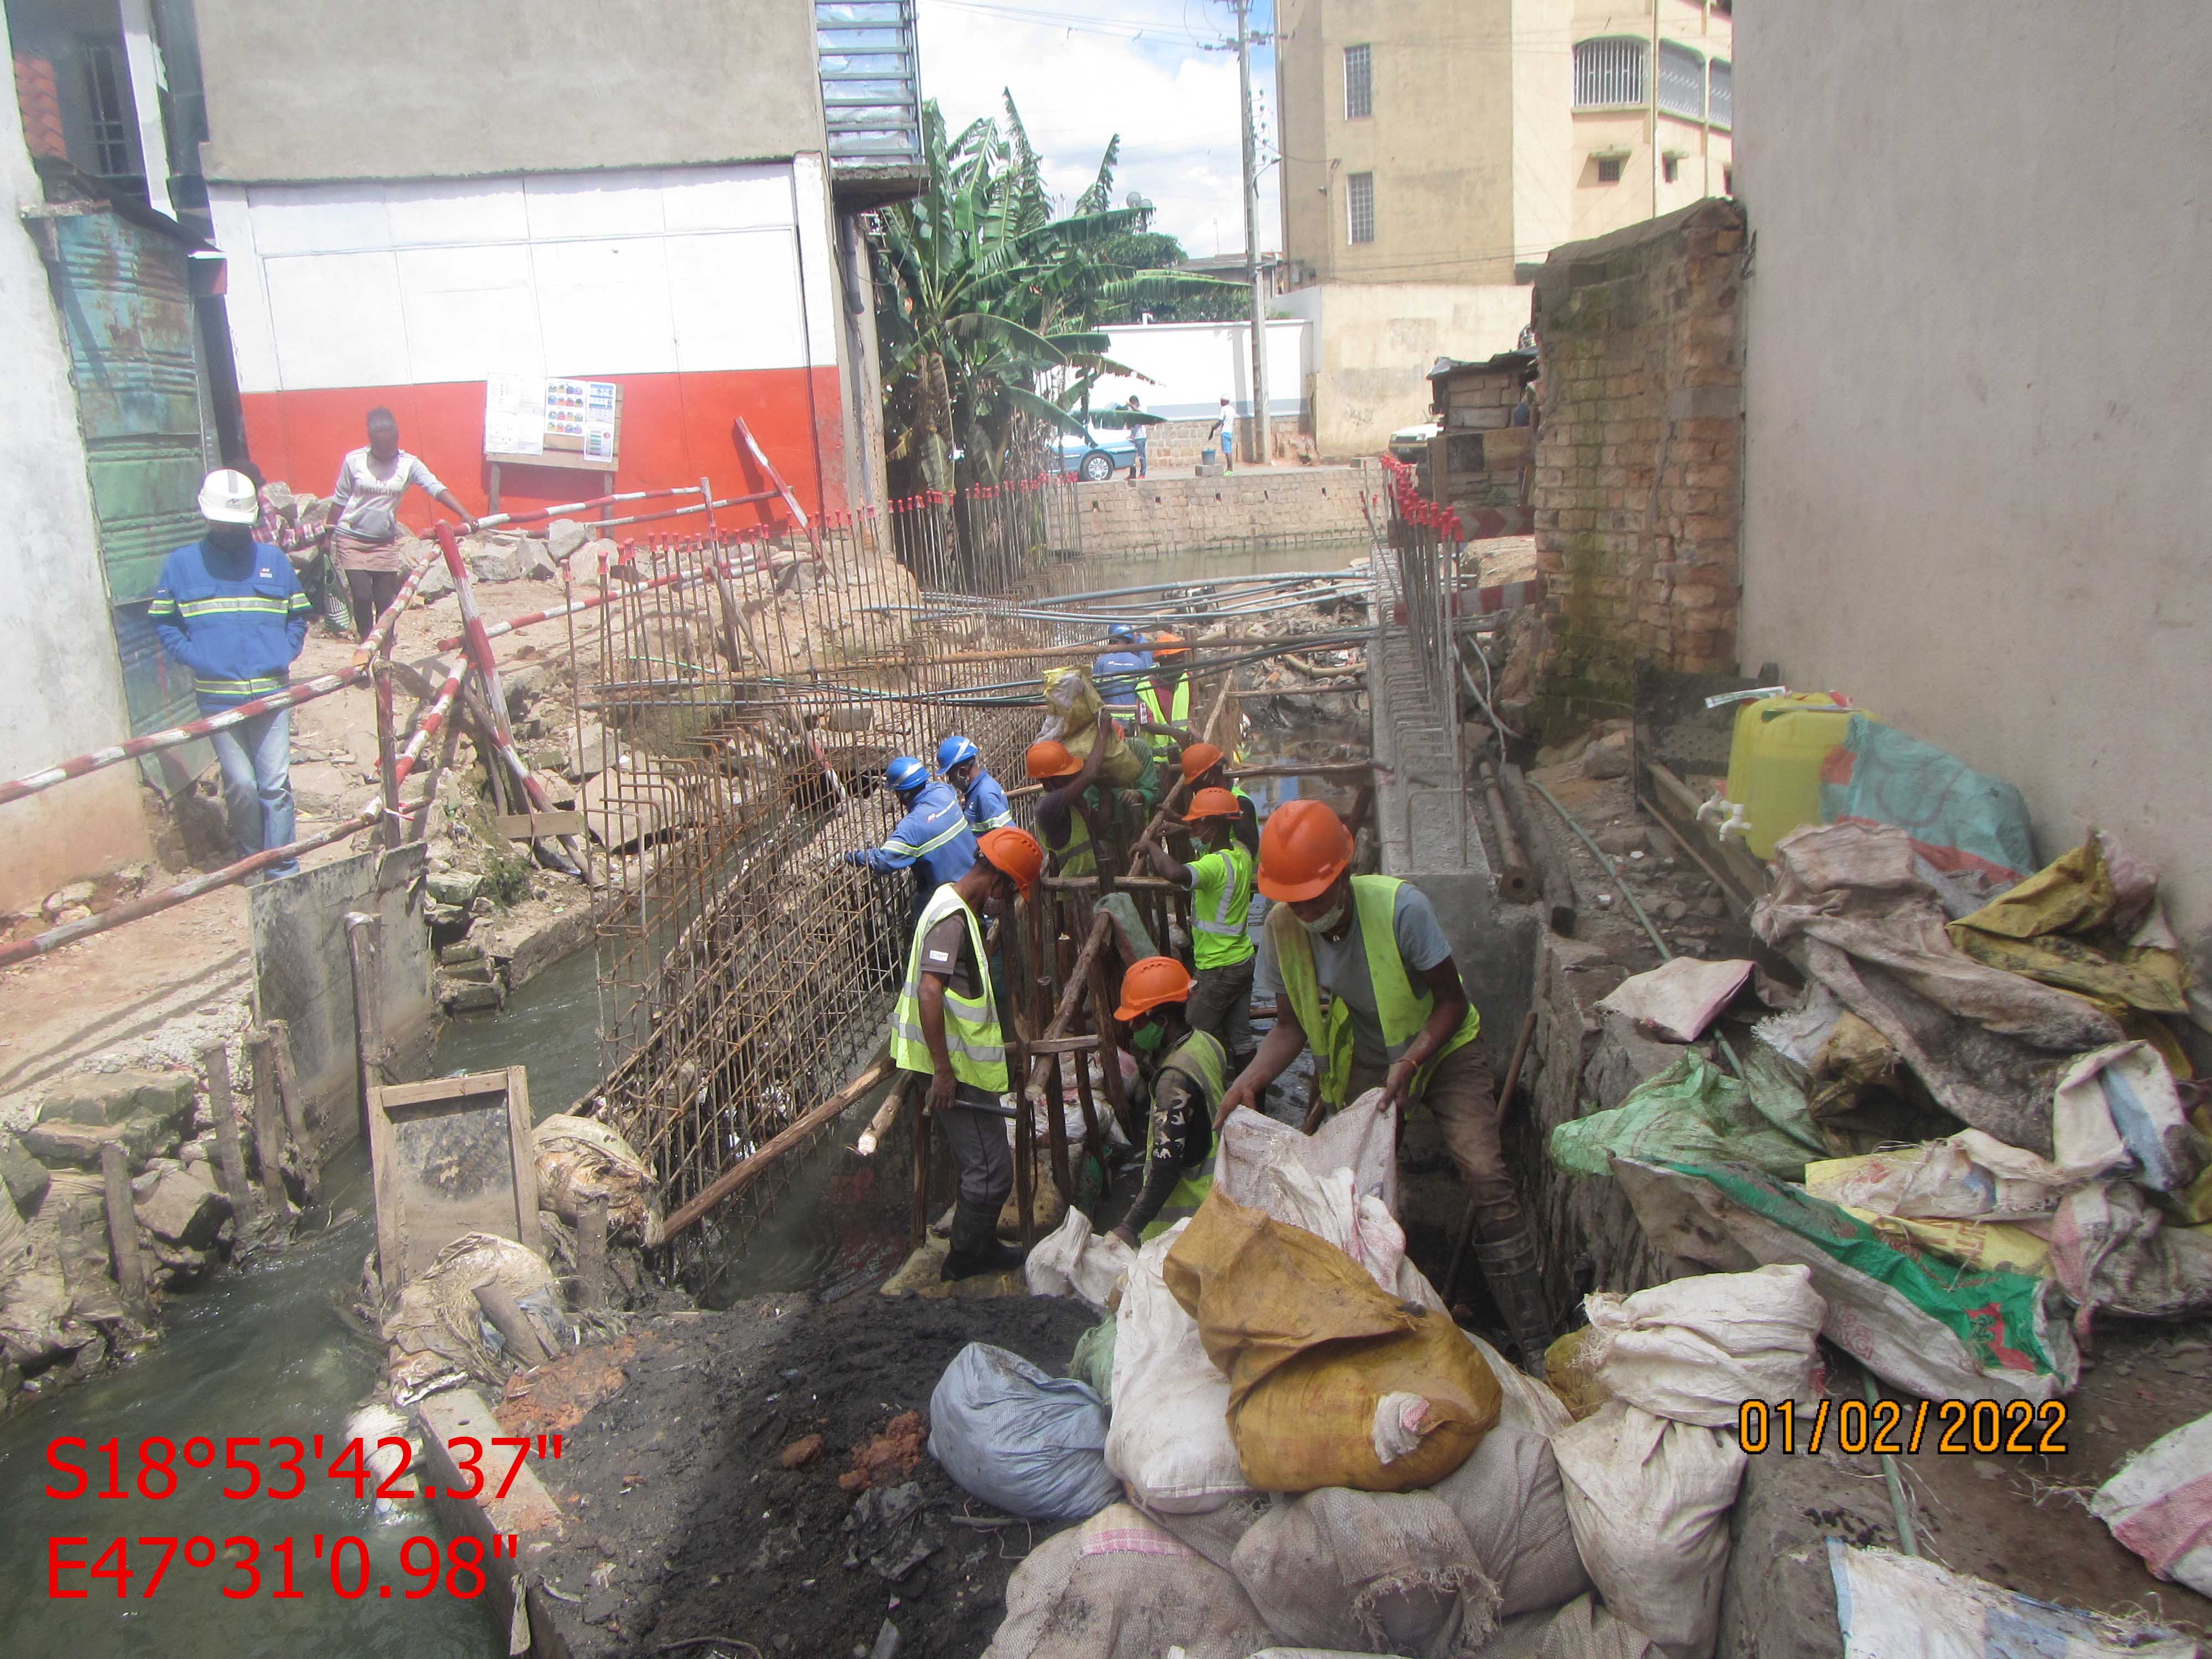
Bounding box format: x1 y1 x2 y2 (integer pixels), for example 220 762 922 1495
1574 37 1647 108
1596 155 1624 184
1658 42 1705 119
1347 172 1375 244
1344 44 1373 119
1708 59 1733 130
79 40 135 178
1662 153 1679 183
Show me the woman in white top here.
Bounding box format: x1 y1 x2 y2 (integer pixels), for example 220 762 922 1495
325 406 474 637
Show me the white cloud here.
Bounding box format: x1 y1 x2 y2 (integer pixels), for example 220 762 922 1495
914 0 1282 259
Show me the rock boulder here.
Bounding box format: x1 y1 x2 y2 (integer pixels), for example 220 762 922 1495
134 1168 232 1250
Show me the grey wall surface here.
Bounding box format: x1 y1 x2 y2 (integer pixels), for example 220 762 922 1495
195 0 826 181
252 843 434 1157
1736 2 2212 1007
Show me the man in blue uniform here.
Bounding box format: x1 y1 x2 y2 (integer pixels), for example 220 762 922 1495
937 734 1013 834
844 755 977 924
149 469 312 879
1091 622 1151 714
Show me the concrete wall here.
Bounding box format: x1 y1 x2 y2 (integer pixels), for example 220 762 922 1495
1094 320 1310 424
192 0 826 184
1736 0 2212 1004
1071 468 1373 558
0 7 153 910
1278 281 1533 457
1569 0 1732 240
1530 199 1745 733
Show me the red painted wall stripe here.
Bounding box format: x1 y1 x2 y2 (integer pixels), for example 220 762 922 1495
239 366 846 525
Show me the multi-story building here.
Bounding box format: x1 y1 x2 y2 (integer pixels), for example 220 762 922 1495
1274 0 1731 453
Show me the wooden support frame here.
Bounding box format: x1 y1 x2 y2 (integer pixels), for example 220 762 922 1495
367 1067 539 1299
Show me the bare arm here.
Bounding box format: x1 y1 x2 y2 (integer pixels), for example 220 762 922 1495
1071 706 1113 794
1380 956 1470 1108
433 488 476 529
1144 837 1193 886
916 972 957 1114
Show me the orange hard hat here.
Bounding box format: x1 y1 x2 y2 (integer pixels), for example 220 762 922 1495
1256 799 1353 901
1152 632 1187 662
1025 739 1081 781
1180 742 1225 781
1115 956 1194 1021
977 827 1045 896
1185 786 1240 821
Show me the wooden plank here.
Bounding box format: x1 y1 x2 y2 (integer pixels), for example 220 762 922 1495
368 1066 539 1297
495 809 585 839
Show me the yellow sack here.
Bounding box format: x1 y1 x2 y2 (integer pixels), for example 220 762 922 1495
1164 1191 1501 1493
1543 1327 1615 1422
1041 667 1144 789
1839 1206 2051 1276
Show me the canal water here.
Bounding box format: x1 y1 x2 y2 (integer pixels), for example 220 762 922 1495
0 542 1374 1655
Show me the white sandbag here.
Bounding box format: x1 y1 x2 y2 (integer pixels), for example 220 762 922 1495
1467 1332 1572 1437
983 1501 1275 1659
1827 1540 2196 1659
1231 1485 1501 1658
2091 1408 2212 1598
1551 1401 1746 1659
1596 958 1755 1044
1804 1130 2083 1220
1218 1088 1399 1217
1103 1222 1256 1514
533 1113 665 1246
1024 1207 1136 1312
1433 1423 1592 1619
1582 1265 1825 1428
928 1343 1121 1522
1462 1595 1662 1659
2053 1041 2205 1193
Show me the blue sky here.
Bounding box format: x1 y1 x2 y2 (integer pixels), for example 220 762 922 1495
914 0 1284 258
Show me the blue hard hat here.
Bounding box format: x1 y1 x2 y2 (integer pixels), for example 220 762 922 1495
1107 623 1141 644
886 755 929 794
937 734 978 771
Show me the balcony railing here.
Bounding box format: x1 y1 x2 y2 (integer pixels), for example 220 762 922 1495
817 0 926 202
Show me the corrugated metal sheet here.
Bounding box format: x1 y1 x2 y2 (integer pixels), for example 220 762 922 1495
46 210 217 770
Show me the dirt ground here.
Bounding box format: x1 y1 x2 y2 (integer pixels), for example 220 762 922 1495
529 1291 1101 1658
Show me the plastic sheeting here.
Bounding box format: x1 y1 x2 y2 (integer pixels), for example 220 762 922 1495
1948 834 2189 1016
1549 1051 1823 1182
1817 714 2037 917
1827 1540 2196 1659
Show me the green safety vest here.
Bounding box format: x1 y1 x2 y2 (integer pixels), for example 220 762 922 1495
1190 841 1256 971
1266 875 1480 1109
1140 1030 1228 1240
890 885 1008 1093
1047 801 1096 878
1138 674 1191 728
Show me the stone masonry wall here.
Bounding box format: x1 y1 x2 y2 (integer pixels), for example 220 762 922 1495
1528 199 1746 735
1070 466 1375 557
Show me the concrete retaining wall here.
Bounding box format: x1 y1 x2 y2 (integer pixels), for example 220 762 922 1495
1071 466 1376 557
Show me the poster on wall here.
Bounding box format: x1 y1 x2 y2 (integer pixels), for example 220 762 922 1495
483 375 622 469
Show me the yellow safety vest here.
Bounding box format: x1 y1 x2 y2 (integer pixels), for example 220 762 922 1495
1266 875 1480 1108
1047 801 1095 878
891 885 1008 1093
1190 841 1256 971
1138 674 1191 727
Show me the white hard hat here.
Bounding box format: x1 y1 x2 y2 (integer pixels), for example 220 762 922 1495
197 468 258 525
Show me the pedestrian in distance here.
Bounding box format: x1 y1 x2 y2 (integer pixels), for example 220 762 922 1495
890 826 1046 1280
937 734 1013 833
149 469 314 880
325 406 475 639
1105 956 1227 1248
1214 395 1237 472
1214 799 1552 1370
1144 787 1258 1071
843 755 977 926
1126 394 1149 479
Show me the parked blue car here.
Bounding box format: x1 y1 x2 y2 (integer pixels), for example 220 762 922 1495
1057 427 1141 482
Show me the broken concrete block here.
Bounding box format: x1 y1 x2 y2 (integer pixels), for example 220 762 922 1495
439 939 486 966
1582 730 1632 779
441 956 495 985
43 881 95 917
503 663 547 712
546 519 591 561
426 872 484 908
416 556 455 599
525 547 560 582
436 975 504 1013
566 719 619 781
39 1070 195 1129
134 1168 232 1249
0 1128 51 1213
21 1113 179 1173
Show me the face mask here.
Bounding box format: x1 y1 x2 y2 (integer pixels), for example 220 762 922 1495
1298 896 1348 936
1131 1020 1164 1052
206 523 252 554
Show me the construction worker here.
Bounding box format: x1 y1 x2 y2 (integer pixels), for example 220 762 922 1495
1092 622 1151 713
891 827 1045 1280
1026 708 1121 878
1176 743 1258 853
937 734 1013 833
1215 799 1551 1370
1105 957 1225 1249
1135 633 1191 729
1143 787 1256 1069
843 755 976 926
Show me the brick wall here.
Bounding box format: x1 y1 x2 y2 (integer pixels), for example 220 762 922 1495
1126 418 1319 472
1528 199 1745 734
1070 465 1375 557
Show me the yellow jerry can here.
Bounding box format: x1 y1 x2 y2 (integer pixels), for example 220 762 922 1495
1721 692 1864 860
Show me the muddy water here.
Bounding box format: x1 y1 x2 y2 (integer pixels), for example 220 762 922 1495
0 538 1379 1656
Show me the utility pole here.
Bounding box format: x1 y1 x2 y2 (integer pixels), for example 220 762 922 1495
1235 0 1270 468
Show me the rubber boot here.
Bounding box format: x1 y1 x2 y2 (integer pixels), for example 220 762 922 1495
941 1197 1025 1282
1474 1232 1554 1377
